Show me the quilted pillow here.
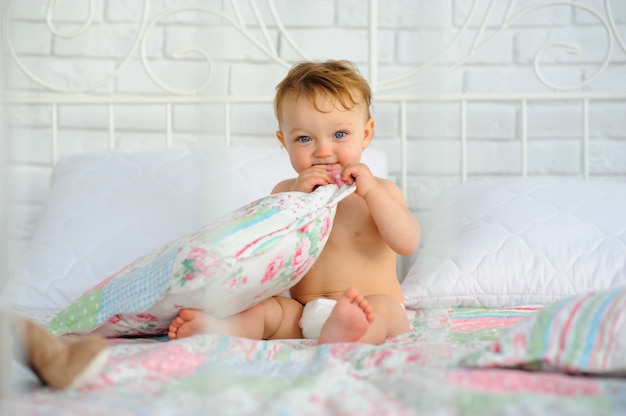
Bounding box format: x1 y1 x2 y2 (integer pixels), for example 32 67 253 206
7 147 387 313
48 183 355 337
458 286 626 375
402 178 626 308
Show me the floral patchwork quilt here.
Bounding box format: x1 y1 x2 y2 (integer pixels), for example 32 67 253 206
3 307 625 415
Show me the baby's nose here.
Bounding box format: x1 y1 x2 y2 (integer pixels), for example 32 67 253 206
315 139 333 157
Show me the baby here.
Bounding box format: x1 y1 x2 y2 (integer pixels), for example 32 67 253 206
169 60 420 344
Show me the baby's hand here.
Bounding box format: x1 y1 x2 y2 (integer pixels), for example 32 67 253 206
291 165 336 193
339 163 378 197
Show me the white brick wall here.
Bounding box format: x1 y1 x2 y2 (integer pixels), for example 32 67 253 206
2 0 626 266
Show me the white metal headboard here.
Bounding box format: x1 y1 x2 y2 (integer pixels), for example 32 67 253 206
3 0 626 264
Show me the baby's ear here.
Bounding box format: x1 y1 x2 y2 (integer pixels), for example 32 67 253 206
276 130 286 147
362 118 375 149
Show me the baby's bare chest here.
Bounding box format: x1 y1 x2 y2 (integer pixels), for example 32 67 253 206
328 197 381 248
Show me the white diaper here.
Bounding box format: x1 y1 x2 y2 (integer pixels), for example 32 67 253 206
299 298 337 339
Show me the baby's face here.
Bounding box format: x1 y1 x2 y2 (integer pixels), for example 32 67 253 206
276 93 374 173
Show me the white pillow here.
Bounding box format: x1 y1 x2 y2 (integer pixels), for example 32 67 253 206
402 178 626 308
6 146 387 313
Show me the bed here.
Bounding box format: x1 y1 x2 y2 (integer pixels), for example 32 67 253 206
2 1 626 415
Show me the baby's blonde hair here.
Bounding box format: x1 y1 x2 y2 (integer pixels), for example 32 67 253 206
274 60 372 123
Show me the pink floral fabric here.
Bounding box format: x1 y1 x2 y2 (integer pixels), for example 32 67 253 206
49 184 355 337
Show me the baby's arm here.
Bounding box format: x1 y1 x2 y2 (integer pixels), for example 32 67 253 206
341 163 420 256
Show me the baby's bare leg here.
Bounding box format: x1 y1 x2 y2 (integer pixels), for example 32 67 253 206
318 289 409 345
359 294 410 344
168 296 303 340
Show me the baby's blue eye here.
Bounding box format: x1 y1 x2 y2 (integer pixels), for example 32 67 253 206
334 131 346 139
297 136 312 143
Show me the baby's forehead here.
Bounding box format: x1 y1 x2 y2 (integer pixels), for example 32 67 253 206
289 90 365 112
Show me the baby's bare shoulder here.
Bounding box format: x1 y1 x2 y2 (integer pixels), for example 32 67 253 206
375 176 399 188
373 177 406 199
271 178 296 194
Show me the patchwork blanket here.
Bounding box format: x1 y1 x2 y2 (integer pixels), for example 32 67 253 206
3 307 625 415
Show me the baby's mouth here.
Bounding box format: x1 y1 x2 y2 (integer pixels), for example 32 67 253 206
314 163 344 185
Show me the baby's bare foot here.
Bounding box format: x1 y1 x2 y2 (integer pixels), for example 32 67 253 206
318 288 375 344
168 309 217 339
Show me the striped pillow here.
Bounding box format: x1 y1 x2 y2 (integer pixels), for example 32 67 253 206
458 286 626 375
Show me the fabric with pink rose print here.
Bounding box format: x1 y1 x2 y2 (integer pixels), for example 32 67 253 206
11 305 626 415
48 183 355 337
